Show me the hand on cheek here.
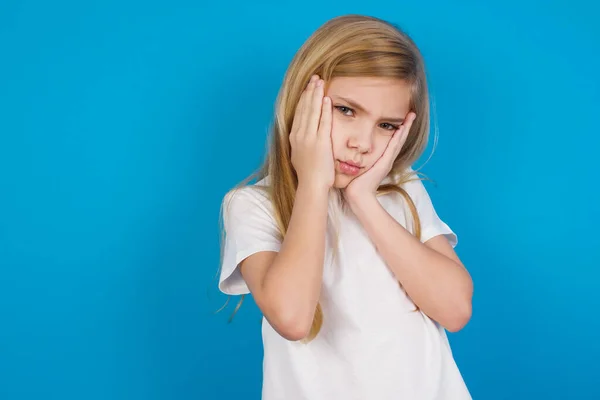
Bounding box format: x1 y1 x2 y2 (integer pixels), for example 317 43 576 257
344 112 417 201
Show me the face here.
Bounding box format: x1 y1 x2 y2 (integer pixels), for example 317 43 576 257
325 76 412 189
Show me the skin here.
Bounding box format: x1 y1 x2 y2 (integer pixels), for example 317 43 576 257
326 76 413 189
239 75 473 341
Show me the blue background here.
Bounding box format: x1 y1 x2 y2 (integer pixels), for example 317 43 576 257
1 1 598 399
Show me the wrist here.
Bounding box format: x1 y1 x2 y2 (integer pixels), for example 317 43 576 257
297 181 330 201
345 191 378 215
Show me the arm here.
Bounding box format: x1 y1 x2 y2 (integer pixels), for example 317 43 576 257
343 112 472 332
237 75 334 341
239 185 329 341
346 194 473 332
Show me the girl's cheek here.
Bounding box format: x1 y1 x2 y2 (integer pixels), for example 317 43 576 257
330 126 341 145
329 127 344 158
374 135 391 156
330 118 349 145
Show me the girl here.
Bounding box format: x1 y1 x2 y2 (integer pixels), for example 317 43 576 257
218 14 473 400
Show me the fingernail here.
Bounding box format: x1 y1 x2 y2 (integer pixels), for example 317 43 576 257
317 79 323 87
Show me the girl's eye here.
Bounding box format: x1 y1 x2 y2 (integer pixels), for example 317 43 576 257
380 123 400 131
335 105 354 116
334 105 400 132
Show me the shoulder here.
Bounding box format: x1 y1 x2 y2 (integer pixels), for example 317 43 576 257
223 179 268 206
221 177 275 224
387 166 428 198
381 166 439 214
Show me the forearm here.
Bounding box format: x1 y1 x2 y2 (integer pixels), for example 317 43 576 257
349 195 472 331
262 184 329 328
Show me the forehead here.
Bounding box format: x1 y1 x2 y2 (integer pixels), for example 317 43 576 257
326 76 412 113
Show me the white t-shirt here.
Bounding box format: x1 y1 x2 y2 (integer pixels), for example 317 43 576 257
219 168 472 400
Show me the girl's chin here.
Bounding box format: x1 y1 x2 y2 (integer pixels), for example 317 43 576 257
333 173 356 189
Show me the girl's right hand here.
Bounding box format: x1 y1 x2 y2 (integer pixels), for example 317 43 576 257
289 75 335 193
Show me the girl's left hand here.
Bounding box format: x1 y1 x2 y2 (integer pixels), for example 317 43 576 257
345 112 417 202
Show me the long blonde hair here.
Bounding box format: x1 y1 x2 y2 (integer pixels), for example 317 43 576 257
219 14 436 342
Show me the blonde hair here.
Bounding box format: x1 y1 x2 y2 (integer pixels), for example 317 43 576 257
219 14 436 342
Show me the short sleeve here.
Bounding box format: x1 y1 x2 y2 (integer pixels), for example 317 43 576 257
219 186 282 295
404 171 458 248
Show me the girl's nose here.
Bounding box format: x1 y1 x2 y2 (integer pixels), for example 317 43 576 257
347 130 372 154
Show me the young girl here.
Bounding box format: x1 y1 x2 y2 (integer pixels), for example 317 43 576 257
218 14 473 400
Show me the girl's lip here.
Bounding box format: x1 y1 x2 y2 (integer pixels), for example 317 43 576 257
338 160 362 175
342 160 362 168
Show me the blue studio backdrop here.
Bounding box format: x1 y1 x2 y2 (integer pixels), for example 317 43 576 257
1 1 598 399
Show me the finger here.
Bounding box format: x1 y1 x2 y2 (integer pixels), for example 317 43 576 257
380 132 401 164
300 75 319 120
290 94 305 139
401 112 417 136
290 76 318 138
317 96 332 139
394 112 417 150
298 76 320 138
306 79 324 137
381 113 416 163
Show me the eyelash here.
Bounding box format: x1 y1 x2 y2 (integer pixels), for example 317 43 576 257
334 105 400 131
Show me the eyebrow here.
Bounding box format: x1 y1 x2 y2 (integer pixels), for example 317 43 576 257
334 96 405 123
